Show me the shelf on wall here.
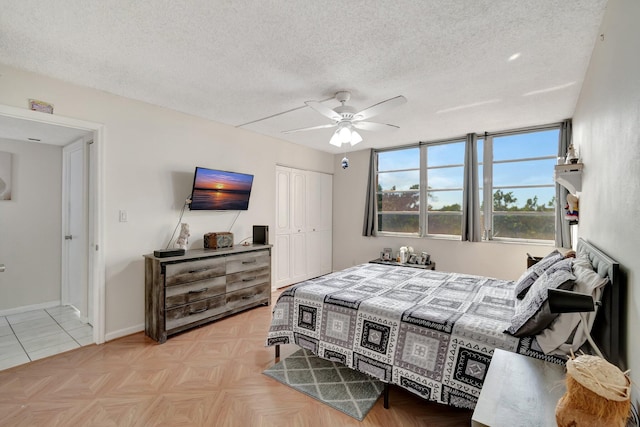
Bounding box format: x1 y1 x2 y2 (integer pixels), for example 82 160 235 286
554 163 583 194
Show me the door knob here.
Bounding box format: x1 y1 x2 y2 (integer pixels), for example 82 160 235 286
0 264 5 273
65 235 73 240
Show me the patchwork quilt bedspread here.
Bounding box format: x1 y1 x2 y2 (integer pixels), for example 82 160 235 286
266 263 565 409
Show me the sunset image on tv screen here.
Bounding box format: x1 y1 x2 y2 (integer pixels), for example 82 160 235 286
190 168 253 210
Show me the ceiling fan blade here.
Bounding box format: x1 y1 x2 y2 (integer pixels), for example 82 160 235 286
282 123 336 134
352 121 400 132
305 101 342 121
353 95 407 121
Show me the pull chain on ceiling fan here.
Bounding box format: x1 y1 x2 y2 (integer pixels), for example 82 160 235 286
283 91 407 147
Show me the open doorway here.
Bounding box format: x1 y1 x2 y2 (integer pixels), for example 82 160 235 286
0 105 104 369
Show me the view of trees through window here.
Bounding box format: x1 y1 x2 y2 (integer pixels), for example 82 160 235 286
376 127 559 241
377 147 420 233
484 129 559 240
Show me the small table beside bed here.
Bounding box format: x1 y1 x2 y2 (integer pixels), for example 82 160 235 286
265 238 621 411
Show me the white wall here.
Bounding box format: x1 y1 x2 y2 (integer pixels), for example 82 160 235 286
332 148 557 281
572 0 640 383
0 64 335 338
0 138 62 310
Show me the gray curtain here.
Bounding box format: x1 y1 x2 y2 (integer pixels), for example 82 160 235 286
462 133 481 241
362 149 378 236
555 119 572 248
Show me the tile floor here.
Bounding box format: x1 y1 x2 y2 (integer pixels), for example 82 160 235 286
0 305 93 371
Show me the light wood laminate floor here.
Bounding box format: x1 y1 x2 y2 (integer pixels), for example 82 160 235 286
0 291 471 426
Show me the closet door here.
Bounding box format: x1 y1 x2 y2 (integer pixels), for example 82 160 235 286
306 171 322 278
290 169 307 283
319 172 333 274
275 167 292 288
306 171 332 278
275 167 332 288
275 167 291 235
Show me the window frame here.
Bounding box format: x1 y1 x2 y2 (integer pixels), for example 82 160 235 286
481 125 560 243
422 138 466 238
375 145 422 237
375 138 466 238
374 123 561 243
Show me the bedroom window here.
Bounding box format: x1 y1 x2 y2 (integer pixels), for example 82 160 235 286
376 147 420 234
376 140 466 237
372 124 560 242
424 140 465 236
481 127 559 241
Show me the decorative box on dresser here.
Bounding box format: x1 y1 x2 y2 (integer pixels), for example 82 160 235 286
144 244 272 343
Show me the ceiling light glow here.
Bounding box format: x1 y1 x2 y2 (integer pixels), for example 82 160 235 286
508 52 521 61
523 82 576 96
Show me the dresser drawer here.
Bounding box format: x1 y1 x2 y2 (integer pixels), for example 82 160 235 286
165 257 225 287
226 266 270 293
166 295 226 331
165 276 226 309
226 283 270 310
226 250 270 274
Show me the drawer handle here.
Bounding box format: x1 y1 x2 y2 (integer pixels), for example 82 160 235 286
242 277 256 282
241 295 254 300
188 268 209 274
189 307 208 315
188 287 209 294
242 260 257 264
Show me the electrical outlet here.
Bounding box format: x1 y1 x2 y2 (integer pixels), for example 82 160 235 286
119 210 128 222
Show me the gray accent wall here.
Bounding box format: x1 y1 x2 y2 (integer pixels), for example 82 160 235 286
572 0 640 386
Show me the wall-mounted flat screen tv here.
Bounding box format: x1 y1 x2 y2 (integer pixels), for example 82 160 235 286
189 167 254 210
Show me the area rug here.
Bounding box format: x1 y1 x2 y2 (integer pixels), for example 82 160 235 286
263 348 384 421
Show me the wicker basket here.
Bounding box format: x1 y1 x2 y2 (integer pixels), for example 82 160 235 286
556 354 631 427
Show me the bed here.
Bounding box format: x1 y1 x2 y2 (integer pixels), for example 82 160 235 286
265 238 621 409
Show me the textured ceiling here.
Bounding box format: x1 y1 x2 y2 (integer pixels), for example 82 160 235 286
0 1 607 153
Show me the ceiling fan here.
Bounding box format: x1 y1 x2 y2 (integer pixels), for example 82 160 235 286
282 91 407 147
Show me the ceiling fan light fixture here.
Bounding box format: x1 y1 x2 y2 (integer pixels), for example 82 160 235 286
338 124 352 143
350 130 363 146
329 130 343 147
289 91 405 148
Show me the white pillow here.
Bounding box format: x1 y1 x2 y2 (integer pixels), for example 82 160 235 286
536 256 609 355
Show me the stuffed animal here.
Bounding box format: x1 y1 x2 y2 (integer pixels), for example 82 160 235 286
175 223 190 249
565 193 579 221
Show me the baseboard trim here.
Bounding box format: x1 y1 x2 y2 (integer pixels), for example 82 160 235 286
0 300 61 317
105 323 144 342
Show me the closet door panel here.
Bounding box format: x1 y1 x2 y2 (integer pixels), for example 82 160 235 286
290 232 307 283
319 229 332 275
291 170 306 234
306 171 321 231
306 230 322 279
275 167 291 235
319 172 333 231
274 234 291 288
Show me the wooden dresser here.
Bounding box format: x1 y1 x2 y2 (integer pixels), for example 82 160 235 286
144 244 272 343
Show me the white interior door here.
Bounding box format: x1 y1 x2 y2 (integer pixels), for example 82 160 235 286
62 139 89 322
275 167 291 289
